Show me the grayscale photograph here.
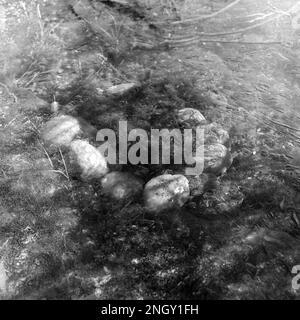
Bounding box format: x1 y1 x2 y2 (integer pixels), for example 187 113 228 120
0 0 300 302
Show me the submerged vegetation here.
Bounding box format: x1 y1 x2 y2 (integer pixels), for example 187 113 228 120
1 0 300 299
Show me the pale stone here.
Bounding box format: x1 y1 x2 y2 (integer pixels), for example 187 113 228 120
144 174 190 212
69 139 108 181
50 101 60 113
105 83 139 96
41 115 96 148
177 108 206 127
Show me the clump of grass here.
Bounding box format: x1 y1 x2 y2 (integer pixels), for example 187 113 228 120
0 2 65 95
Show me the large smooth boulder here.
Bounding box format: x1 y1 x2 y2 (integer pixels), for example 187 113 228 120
69 139 108 181
41 115 96 148
204 143 232 175
144 174 190 212
177 108 206 128
101 172 143 201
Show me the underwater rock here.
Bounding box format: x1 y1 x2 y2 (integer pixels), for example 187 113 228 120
202 122 230 147
204 143 232 175
177 108 206 128
105 83 139 96
69 139 108 181
50 101 60 114
41 115 96 148
144 174 190 212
